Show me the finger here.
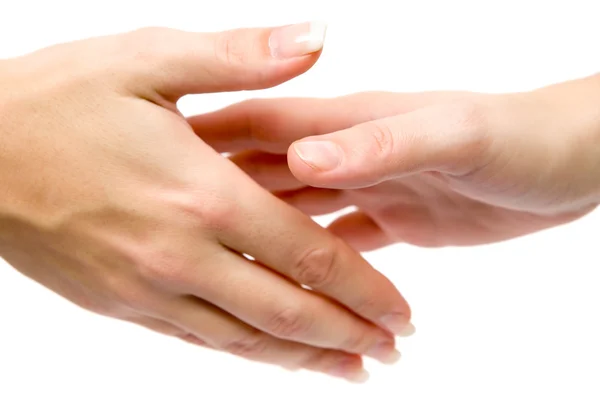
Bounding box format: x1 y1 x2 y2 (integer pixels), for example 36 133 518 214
213 177 412 336
121 22 327 99
125 315 209 347
174 246 398 364
191 92 403 153
126 315 185 336
288 102 492 189
229 151 305 192
327 211 394 252
163 296 372 382
276 187 350 216
190 91 469 153
228 151 350 215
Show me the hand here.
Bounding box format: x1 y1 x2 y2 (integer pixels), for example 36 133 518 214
0 23 411 381
191 75 600 250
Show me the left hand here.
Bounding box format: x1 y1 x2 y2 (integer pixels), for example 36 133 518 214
189 78 600 251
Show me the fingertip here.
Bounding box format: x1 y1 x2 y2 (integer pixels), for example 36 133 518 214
249 21 328 90
398 321 416 337
287 141 319 183
269 21 327 60
288 137 383 190
145 22 327 98
380 308 413 337
288 139 342 187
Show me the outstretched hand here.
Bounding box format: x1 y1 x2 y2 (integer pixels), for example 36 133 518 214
192 77 600 251
0 23 411 382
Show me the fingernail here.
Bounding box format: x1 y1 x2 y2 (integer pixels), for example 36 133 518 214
345 369 370 384
331 368 370 384
329 358 370 383
367 340 402 365
381 313 415 337
399 322 416 337
293 141 342 171
269 21 327 59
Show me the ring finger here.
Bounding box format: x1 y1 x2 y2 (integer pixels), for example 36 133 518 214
161 296 373 382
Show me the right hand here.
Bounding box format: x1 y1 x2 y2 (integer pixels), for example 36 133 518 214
194 77 600 250
0 24 411 381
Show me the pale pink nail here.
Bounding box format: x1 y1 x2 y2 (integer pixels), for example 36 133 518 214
269 21 327 59
293 141 342 171
329 359 370 383
381 313 415 337
399 322 416 337
366 340 402 365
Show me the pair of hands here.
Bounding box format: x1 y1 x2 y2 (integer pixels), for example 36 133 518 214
0 23 598 382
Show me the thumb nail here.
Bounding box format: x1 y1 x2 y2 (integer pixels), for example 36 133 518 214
269 21 327 59
293 141 342 171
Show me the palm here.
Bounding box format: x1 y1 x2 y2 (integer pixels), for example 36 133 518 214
345 175 581 249
278 172 587 252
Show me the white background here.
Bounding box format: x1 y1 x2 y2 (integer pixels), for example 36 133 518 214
2 0 600 399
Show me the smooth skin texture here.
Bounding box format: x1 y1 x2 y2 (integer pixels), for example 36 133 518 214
191 74 600 251
0 23 412 382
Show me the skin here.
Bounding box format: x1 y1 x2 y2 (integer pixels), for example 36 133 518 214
190 74 600 251
0 25 414 382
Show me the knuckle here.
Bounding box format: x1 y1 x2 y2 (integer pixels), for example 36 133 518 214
128 27 175 50
109 282 154 312
362 120 396 161
341 333 371 352
197 197 238 231
118 27 179 67
213 30 251 66
222 332 269 357
450 100 488 135
426 99 493 176
240 100 275 145
167 190 238 232
135 250 189 286
350 294 381 317
446 100 492 160
291 245 338 289
265 307 313 339
296 348 328 369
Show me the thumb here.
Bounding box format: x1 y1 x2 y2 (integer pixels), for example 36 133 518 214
287 102 491 189
121 22 327 99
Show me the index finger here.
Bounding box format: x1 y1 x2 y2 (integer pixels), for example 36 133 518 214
188 91 467 153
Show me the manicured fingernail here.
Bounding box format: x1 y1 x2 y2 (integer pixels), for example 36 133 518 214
269 21 327 59
346 369 370 384
329 358 370 383
331 367 370 384
399 322 416 337
367 340 402 365
381 313 415 336
293 141 342 171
